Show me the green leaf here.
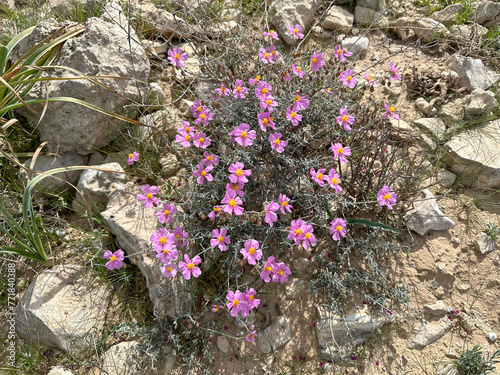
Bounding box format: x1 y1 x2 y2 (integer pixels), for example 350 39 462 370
346 218 399 234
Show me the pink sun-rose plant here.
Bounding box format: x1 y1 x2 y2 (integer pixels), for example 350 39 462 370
249 74 261 85
194 108 213 126
326 169 342 193
288 24 304 40
264 201 279 227
258 47 273 64
212 304 223 312
310 168 327 186
246 330 257 343
214 82 230 97
384 103 400 120
363 73 376 86
228 162 251 184
286 106 302 126
288 219 306 244
339 69 358 88
155 246 178 264
211 228 231 251
268 45 279 63
208 206 223 221
284 71 291 81
193 162 213 185
257 112 276 131
104 249 124 270
190 100 205 117
279 194 292 214
292 64 305 78
161 263 177 278
272 262 291 283
232 79 248 99
229 123 256 147
150 228 174 252
301 223 317 250
202 152 219 167
155 203 177 224
127 152 139 165
255 81 272 99
292 93 309 111
329 218 347 241
310 51 325 72
167 47 188 68
226 290 249 317
172 226 189 247
179 254 202 280
137 185 159 207
240 239 262 265
377 185 397 209
331 143 351 164
263 29 279 40
334 46 352 62
259 95 278 112
260 256 276 282
336 108 355 131
245 288 260 310
221 189 244 216
389 62 401 81
175 127 194 147
269 132 287 153
226 182 245 197
192 132 211 148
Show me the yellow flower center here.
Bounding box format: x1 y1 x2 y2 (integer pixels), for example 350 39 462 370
336 226 342 232
198 138 204 144
249 334 255 338
174 53 180 60
185 126 190 132
305 233 311 239
236 169 243 176
274 139 280 145
294 28 298 34
295 228 302 235
167 267 172 272
262 118 268 125
368 76 373 80
295 96 300 102
249 294 254 300
236 86 241 92
201 171 206 176
196 106 202 112
214 207 220 213
146 193 153 199
187 263 194 269
110 255 117 261
337 147 344 154
312 58 317 63
282 201 288 206
278 270 284 275
317 173 323 179
200 114 206 119
272 50 277 55
163 249 169 254
215 306 219 311
384 193 391 201
297 67 302 72
291 112 296 118
231 184 239 190
269 116 274 121
241 131 247 138
266 266 272 272
233 299 239 306
229 199 237 207
266 99 272 105
331 178 339 185
176 234 180 238
262 88 268 94
389 106 395 112
264 53 269 59
185 135 190 141
160 237 167 244
207 155 212 161
341 115 349 122
256 75 261 80
270 29 274 33
249 247 256 254
221 86 226 91
164 210 170 216
337 50 342 55
218 236 224 242
347 76 352 82
128 153 133 158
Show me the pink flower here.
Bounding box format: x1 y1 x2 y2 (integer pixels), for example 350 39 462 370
190 100 205 117
288 219 306 244
212 304 223 312
264 201 279 227
310 168 327 186
150 228 174 252
363 73 376 86
155 203 177 224
137 185 159 207
246 330 257 343
377 185 397 209
221 189 244 216
226 181 245 197
269 132 287 153
226 290 249 317
233 79 248 99
202 152 219 167
260 256 276 282
272 262 291 283
301 223 317 250
193 162 213 185
310 51 325 72
240 239 262 265
229 123 256 147
292 93 309 111
288 24 304 40
172 226 189 247
389 62 401 81
259 95 278 112
286 106 302 126
263 29 279 40
329 218 347 241
326 169 342 193
104 249 124 270
268 45 279 63
175 127 194 147
249 74 262 86
194 108 213 126
331 143 351 164
214 82 230 97
384 103 400 120
257 112 276 131
228 162 251 184
178 120 193 134
292 64 305 78
178 254 202 280
336 108 355 131
339 69 358 88
334 46 352 62
127 152 139 165
155 245 178 264
255 81 272 99
161 263 177 278
167 47 188 68
258 47 273 64
192 132 211 148
284 72 291 81
244 288 260 310
208 205 223 221
211 228 231 251
279 194 292 214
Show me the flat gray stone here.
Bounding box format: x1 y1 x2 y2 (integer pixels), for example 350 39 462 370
354 6 388 27
474 1 500 23
407 317 454 349
322 6 354 33
217 336 230 353
476 232 496 254
257 316 291 353
341 36 369 61
466 89 498 116
411 18 449 43
423 301 448 318
447 54 500 91
431 3 463 26
101 341 140 375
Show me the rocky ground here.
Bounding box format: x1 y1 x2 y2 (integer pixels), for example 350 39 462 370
0 0 499 374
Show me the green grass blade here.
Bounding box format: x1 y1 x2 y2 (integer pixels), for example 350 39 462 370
346 218 399 234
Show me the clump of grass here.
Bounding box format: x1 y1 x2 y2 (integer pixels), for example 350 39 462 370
454 345 500 375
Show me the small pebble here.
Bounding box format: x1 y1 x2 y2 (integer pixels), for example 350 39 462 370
489 332 497 341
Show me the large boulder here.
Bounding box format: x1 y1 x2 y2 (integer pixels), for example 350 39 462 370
270 0 317 45
411 18 449 43
16 265 111 356
447 54 500 91
444 119 500 188
431 3 463 26
407 317 454 349
322 6 354 34
15 2 150 154
354 6 388 27
474 1 500 23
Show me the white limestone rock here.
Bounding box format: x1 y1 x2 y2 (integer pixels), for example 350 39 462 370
270 0 317 44
447 54 500 91
322 6 354 34
257 316 291 353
